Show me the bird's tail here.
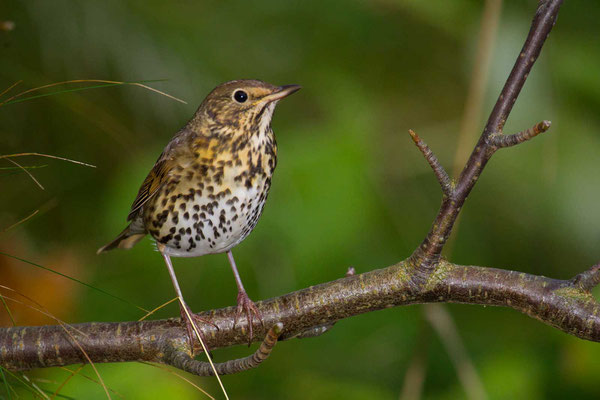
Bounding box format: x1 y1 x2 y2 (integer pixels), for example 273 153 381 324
97 224 146 254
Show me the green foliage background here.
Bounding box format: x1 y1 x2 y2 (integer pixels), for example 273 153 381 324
1 0 599 398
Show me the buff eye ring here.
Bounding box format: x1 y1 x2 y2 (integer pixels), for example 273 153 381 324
233 90 248 103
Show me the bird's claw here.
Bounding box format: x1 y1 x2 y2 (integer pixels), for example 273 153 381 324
179 303 218 352
233 291 263 345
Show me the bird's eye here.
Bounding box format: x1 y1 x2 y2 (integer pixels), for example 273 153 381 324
233 90 248 103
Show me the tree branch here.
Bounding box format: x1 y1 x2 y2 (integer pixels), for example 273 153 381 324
2 260 600 373
1 0 588 380
164 323 283 376
411 0 564 276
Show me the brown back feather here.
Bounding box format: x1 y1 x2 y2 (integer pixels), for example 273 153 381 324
127 130 195 221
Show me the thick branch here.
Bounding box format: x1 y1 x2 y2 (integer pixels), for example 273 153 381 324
2 259 600 373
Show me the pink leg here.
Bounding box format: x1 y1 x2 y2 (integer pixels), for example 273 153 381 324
160 248 215 350
227 250 263 342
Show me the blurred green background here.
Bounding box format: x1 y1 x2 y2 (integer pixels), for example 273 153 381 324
1 0 599 399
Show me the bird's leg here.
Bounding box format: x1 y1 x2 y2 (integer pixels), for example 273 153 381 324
227 250 263 342
160 248 216 351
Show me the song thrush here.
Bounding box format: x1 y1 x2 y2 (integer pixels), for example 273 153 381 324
98 79 300 346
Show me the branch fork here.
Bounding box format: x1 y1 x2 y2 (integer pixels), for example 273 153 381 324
408 0 563 275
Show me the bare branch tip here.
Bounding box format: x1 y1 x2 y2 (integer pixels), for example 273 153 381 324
270 322 284 336
491 120 553 149
408 129 420 143
406 129 452 196
571 263 600 292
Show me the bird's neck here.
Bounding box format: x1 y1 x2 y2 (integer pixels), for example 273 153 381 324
187 115 277 163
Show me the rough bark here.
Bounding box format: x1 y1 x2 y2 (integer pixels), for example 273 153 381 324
1 260 599 374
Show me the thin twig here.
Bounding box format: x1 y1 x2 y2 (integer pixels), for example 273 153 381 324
489 120 551 148
413 0 564 269
408 129 453 197
452 0 503 175
445 0 504 259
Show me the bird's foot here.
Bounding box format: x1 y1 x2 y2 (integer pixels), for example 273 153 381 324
233 290 264 345
179 302 219 352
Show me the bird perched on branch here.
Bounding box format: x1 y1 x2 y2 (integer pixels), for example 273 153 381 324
98 79 301 346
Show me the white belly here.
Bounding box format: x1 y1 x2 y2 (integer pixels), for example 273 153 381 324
160 184 268 258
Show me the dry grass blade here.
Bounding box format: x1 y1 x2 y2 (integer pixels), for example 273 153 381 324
4 158 44 189
0 292 89 339
2 210 40 233
0 366 13 400
180 298 229 400
425 305 487 400
0 153 95 168
2 368 46 399
0 292 111 399
21 375 50 399
138 297 179 321
51 365 84 400
0 292 16 326
0 80 22 98
0 253 149 313
0 79 186 106
57 367 124 399
139 362 215 400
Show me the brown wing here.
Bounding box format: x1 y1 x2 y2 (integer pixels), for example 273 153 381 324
127 156 172 221
126 128 203 221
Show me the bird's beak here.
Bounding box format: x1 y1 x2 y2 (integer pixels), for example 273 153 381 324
263 84 302 103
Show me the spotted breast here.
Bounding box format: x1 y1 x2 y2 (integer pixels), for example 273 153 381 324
142 108 278 257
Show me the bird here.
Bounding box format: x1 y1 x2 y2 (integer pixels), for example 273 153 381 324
98 79 301 347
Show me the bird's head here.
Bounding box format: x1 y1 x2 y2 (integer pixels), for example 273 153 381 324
193 79 301 135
